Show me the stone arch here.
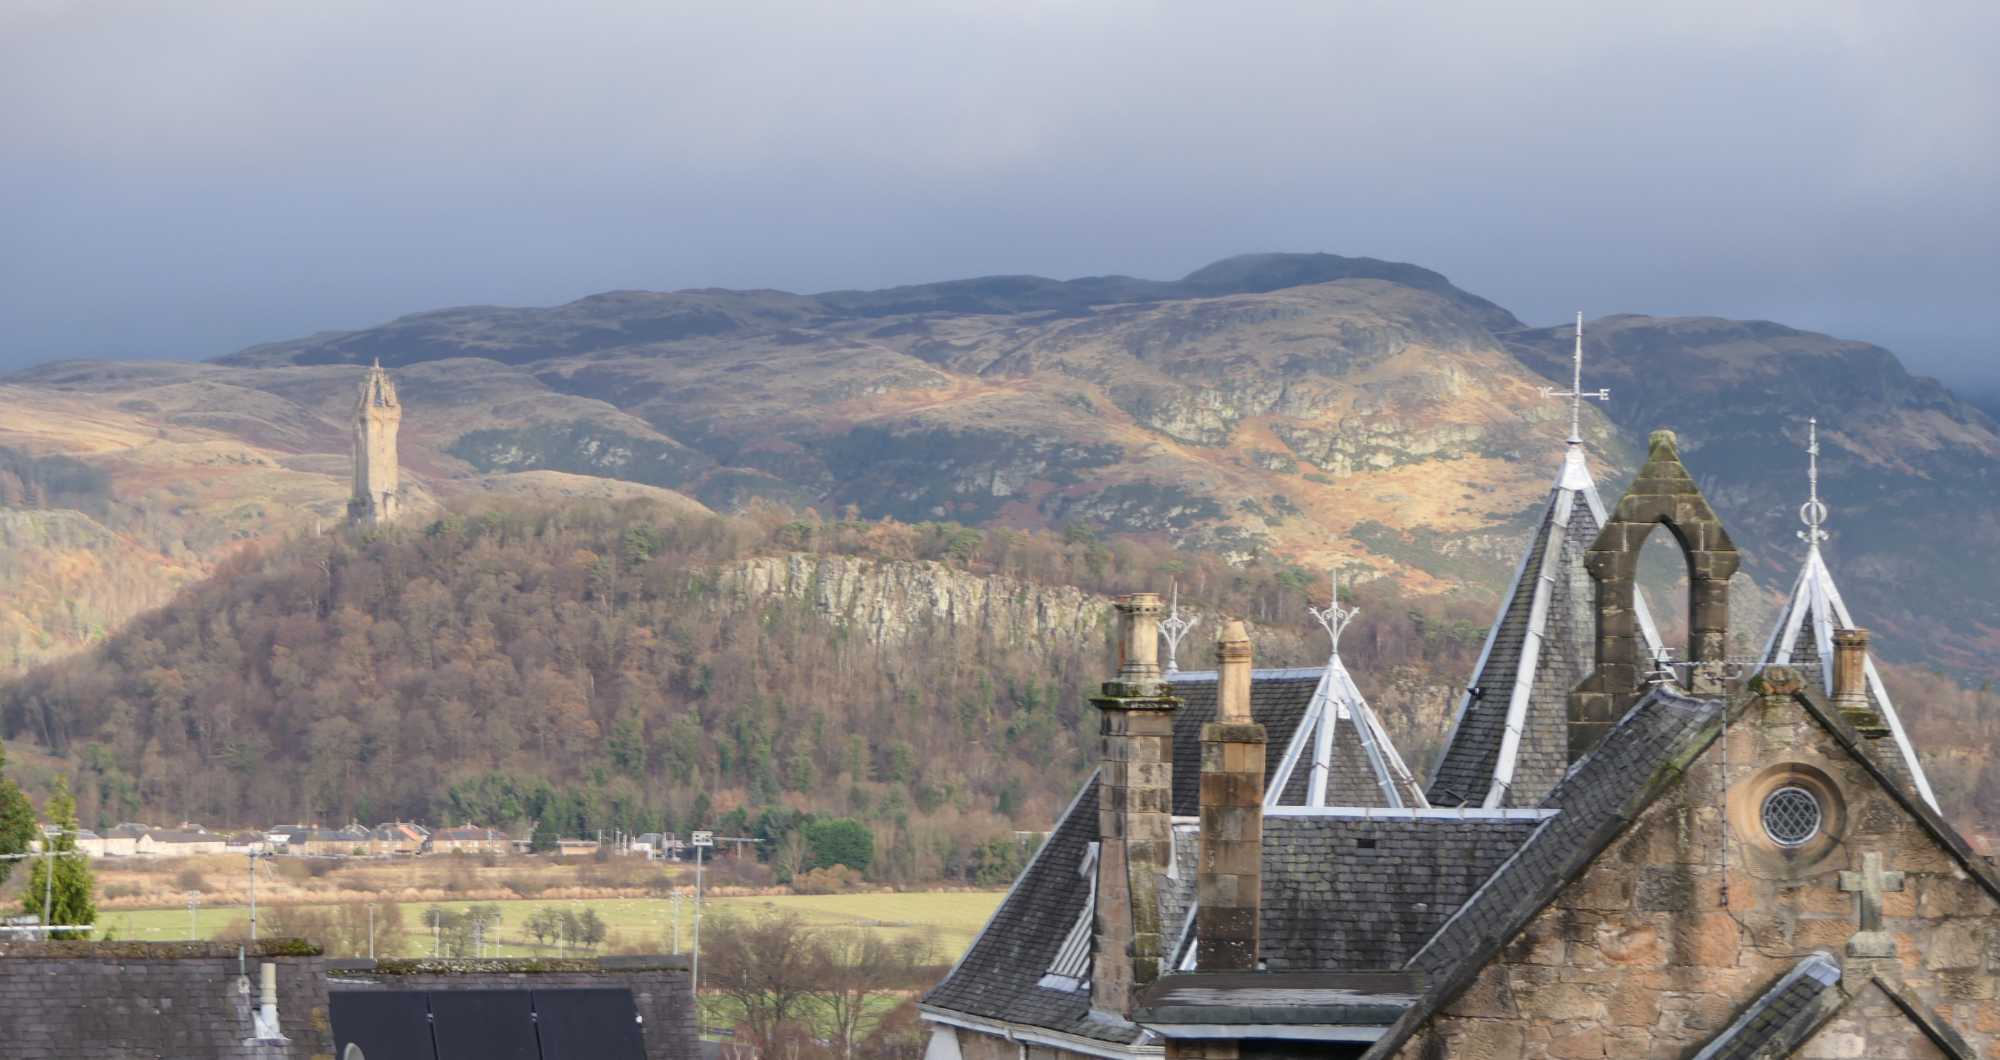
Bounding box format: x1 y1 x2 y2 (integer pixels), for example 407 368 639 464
1568 430 1739 760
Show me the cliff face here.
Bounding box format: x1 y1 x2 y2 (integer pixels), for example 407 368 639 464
717 553 1112 658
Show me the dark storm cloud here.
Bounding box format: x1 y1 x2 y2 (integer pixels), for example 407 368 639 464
3 1 1997 384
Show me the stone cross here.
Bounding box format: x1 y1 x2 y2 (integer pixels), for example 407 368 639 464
1838 851 1904 957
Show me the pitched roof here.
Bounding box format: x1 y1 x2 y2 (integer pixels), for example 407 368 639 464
1763 540 1938 809
1692 952 1842 1060
924 670 1337 1045
1251 815 1541 972
1367 671 2000 1058
1263 659 1426 809
1427 443 1664 809
1164 669 1324 816
921 773 1139 1044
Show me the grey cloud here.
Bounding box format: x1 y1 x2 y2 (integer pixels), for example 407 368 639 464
3 1 1997 384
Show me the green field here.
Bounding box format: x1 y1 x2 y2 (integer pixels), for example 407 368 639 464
98 890 1002 958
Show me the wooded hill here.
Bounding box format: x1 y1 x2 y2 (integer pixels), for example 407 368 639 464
0 499 1497 883
3 497 1995 882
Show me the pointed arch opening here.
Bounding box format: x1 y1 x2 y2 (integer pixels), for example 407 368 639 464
1636 522 1692 668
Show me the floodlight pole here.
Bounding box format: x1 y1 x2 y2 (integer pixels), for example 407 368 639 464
368 904 377 959
41 829 55 938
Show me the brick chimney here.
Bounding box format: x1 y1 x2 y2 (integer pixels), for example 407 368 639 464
1832 627 1889 737
1091 593 1178 1016
1198 620 1264 971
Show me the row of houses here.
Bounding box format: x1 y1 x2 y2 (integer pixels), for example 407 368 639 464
42 822 695 861
40 822 515 860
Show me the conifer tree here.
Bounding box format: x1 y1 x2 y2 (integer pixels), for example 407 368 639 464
529 815 559 854
23 777 94 938
0 745 37 887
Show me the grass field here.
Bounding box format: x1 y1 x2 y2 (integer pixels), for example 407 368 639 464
97 890 1003 958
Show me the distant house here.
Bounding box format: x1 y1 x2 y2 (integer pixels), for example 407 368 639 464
632 833 663 857
71 831 105 859
265 825 313 851
143 829 227 857
299 826 372 857
370 821 429 855
225 831 268 854
98 824 148 858
428 825 510 854
554 838 600 858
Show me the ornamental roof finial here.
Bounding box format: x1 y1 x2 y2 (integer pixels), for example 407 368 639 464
1307 569 1359 657
1539 311 1610 445
1799 417 1829 548
1160 581 1198 676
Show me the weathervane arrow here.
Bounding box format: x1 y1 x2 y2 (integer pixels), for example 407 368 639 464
1539 311 1610 444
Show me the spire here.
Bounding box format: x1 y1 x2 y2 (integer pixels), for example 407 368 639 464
1799 416 1828 549
1306 570 1357 658
1160 582 1199 676
1428 317 1664 808
1762 419 1938 809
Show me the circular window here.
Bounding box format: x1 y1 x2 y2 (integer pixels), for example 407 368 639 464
1761 786 1823 848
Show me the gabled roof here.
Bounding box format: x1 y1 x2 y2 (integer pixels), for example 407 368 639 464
1428 442 1665 809
1365 670 2000 1059
1763 537 1938 809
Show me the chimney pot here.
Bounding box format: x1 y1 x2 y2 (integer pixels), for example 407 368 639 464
1113 593 1166 689
1198 621 1264 971
1832 627 1888 737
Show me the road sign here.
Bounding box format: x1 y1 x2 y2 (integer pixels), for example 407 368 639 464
690 830 714 848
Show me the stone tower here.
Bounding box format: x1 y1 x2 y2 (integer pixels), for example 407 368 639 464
348 360 401 525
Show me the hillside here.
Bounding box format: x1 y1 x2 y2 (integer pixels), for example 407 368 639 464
2 252 1997 694
0 500 1496 881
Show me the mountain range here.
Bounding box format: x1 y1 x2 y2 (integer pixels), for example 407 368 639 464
2 252 1996 681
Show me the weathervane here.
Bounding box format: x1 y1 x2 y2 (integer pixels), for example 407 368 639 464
1307 570 1358 657
1159 582 1198 676
1799 417 1829 547
1539 311 1610 444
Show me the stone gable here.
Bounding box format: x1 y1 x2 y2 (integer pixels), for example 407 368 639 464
1394 675 2000 1059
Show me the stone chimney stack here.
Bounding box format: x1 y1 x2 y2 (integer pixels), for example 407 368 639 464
1091 593 1178 1017
1832 628 1889 737
1198 620 1264 971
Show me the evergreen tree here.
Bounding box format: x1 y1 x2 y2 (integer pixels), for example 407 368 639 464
0 745 38 887
529 816 559 854
23 777 94 938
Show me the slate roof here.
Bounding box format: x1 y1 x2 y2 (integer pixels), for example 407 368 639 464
1427 444 1664 810
1165 670 1324 816
1254 816 1541 972
924 670 1335 1045
920 774 1139 1044
1691 952 1842 1060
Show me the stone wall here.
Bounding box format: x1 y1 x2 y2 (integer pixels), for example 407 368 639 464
1400 681 2000 1059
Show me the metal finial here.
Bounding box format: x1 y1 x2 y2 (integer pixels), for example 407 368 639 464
1799 417 1829 547
1538 311 1610 444
1159 582 1198 676
1306 570 1359 657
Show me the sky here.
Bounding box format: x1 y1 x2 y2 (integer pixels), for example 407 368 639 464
4 1 1998 390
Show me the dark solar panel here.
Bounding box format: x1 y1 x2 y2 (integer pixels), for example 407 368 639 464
534 988 646 1059
330 990 437 1060
429 989 540 1060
